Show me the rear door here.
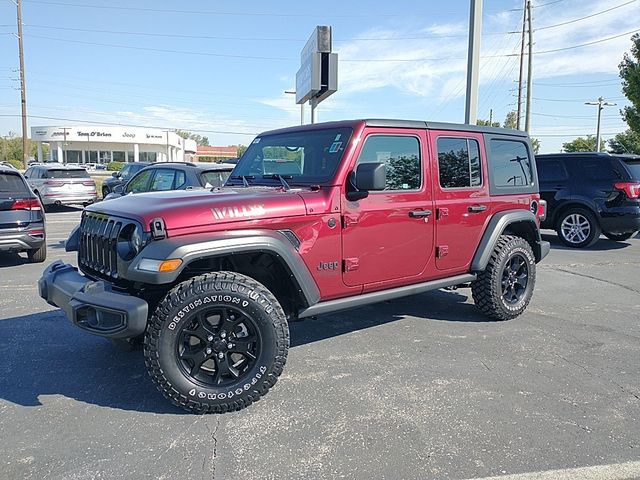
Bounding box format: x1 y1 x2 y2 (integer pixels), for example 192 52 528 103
536 156 571 226
429 130 491 271
341 129 434 287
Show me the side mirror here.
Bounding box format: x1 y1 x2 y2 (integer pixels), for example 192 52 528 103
112 172 120 178
113 185 124 194
346 162 386 201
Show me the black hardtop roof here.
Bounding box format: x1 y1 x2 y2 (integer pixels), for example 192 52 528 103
536 152 640 161
260 119 529 138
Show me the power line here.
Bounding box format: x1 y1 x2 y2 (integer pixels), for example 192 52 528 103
534 79 621 86
533 96 626 102
20 24 517 42
531 29 640 55
535 0 637 31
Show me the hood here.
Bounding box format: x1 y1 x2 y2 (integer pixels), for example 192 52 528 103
87 187 308 232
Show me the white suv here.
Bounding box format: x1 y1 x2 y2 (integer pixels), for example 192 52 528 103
24 164 97 211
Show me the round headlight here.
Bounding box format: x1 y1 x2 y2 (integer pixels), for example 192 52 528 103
130 226 143 253
117 224 141 261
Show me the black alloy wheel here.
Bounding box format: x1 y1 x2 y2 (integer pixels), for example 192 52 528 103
501 253 529 305
176 306 260 388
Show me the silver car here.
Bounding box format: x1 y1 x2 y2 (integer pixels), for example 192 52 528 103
24 164 97 211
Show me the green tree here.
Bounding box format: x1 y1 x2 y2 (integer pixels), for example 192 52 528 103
0 133 48 167
231 144 247 157
175 130 210 146
503 111 518 129
562 135 605 152
619 33 640 133
530 138 541 154
608 129 640 154
477 119 501 127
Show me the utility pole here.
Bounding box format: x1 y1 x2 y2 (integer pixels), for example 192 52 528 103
465 0 483 125
16 0 29 168
516 0 527 130
585 97 616 152
524 0 533 133
489 109 493 125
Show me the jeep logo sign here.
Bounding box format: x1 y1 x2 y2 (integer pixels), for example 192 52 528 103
211 205 266 220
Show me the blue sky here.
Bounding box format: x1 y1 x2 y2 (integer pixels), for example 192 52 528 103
0 0 637 153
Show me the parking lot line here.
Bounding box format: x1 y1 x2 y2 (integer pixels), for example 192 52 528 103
467 461 640 480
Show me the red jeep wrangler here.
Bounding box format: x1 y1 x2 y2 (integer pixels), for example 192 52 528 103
39 119 549 414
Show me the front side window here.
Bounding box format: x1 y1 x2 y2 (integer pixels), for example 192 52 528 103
490 139 533 188
230 127 353 185
437 137 482 189
125 169 153 194
356 135 421 191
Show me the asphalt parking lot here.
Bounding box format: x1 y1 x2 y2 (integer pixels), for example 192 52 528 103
1 208 639 480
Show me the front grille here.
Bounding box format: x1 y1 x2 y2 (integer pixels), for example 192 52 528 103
78 212 128 279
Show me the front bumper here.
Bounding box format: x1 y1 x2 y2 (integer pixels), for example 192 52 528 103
38 260 148 338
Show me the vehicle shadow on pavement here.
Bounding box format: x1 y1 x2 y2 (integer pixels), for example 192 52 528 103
0 310 184 414
541 232 631 252
291 288 486 348
0 252 30 267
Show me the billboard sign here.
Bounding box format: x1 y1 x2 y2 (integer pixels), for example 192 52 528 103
295 26 337 105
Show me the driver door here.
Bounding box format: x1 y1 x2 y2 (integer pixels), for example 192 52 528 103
341 130 434 287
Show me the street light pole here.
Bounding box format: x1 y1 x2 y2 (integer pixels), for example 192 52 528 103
15 0 29 168
585 97 617 152
284 90 304 125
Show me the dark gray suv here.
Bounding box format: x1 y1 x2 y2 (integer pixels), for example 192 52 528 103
0 165 46 262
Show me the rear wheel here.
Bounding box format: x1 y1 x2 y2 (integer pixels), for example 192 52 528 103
603 231 634 241
27 244 46 263
471 235 536 321
144 271 289 414
556 208 600 248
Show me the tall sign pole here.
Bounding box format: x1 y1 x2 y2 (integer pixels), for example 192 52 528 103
16 0 29 168
516 0 527 130
464 0 482 125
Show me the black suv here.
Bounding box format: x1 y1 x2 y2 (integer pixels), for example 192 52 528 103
102 162 151 197
536 152 640 247
103 162 234 200
0 165 46 262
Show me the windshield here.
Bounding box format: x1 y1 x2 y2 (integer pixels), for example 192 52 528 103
229 127 353 185
45 169 89 179
201 169 232 188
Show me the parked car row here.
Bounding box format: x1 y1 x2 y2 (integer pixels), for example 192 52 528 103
23 164 98 212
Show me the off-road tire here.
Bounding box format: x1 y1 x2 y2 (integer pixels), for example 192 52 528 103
471 235 536 321
27 244 46 263
604 231 634 241
556 207 601 248
144 271 289 414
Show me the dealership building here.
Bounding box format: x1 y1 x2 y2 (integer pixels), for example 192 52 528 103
30 125 197 164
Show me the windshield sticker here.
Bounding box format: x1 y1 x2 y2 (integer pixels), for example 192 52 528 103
334 133 342 141
252 138 261 144
329 141 342 153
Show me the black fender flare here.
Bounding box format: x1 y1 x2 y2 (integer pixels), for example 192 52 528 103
125 229 321 307
471 210 549 272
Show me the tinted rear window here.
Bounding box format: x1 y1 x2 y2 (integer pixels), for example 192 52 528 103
537 159 568 182
0 173 29 194
45 169 89 179
489 139 533 187
622 161 640 180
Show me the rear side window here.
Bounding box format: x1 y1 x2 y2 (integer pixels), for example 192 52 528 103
357 135 421 191
581 159 622 181
45 169 89 179
489 139 533 189
0 173 29 194
621 160 640 180
537 159 568 182
437 137 482 188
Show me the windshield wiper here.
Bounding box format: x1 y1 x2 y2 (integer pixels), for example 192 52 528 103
229 175 254 187
262 174 292 191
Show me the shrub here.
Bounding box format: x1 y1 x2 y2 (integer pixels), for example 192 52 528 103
7 159 24 170
107 161 124 171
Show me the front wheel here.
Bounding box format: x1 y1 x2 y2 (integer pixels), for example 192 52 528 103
144 271 289 414
471 235 536 321
604 231 634 241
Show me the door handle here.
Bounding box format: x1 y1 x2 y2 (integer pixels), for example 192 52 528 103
408 209 432 218
468 204 488 213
